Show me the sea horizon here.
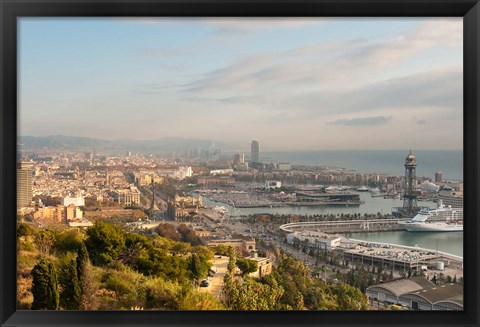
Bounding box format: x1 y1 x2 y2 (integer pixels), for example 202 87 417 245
253 149 463 181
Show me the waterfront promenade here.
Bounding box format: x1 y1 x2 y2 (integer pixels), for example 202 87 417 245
278 221 463 278
279 218 408 233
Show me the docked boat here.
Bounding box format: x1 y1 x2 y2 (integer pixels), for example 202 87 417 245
369 187 381 193
356 186 369 192
213 206 228 215
325 185 349 193
399 201 463 232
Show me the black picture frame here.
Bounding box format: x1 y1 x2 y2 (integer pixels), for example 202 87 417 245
1 0 479 326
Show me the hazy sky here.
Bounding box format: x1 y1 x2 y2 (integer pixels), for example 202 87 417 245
19 17 463 151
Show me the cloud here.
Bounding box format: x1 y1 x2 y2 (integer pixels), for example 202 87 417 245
281 67 462 117
327 115 393 126
417 120 427 125
169 19 462 98
201 17 327 34
181 66 462 124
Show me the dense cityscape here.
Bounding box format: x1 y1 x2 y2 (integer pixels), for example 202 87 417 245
17 139 464 311
17 17 463 312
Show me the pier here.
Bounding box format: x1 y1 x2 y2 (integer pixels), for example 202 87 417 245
235 201 363 208
280 218 408 233
279 221 463 273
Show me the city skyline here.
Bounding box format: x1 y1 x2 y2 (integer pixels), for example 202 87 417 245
19 17 462 151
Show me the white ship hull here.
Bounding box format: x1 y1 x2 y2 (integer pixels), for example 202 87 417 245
400 200 463 232
400 221 463 232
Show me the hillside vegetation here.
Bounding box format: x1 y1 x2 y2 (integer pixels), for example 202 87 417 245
17 221 369 311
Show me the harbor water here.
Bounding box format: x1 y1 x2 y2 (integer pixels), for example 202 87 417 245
343 231 463 257
202 192 463 257
203 192 436 217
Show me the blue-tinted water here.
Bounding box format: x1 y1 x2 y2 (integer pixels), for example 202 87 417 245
257 150 463 180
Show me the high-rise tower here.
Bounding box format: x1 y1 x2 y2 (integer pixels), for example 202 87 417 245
251 140 259 163
403 150 417 216
17 161 34 209
150 181 155 210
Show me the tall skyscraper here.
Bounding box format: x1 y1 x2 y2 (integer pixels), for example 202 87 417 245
251 140 260 163
17 161 34 209
435 171 443 183
233 153 245 165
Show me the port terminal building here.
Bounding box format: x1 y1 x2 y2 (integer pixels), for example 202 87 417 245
294 191 360 203
286 231 342 250
340 243 439 271
366 277 463 310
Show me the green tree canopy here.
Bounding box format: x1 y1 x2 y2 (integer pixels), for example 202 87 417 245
31 259 59 310
54 228 85 253
236 258 258 276
59 256 81 310
188 253 210 281
85 221 126 265
329 284 369 310
17 223 35 238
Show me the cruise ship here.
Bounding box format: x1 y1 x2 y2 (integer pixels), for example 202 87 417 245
399 201 463 232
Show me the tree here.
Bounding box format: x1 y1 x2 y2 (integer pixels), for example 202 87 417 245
214 244 230 256
76 242 89 285
155 223 180 241
437 273 446 286
330 284 369 310
59 257 81 310
31 259 59 310
236 258 258 276
184 230 202 246
78 259 98 310
76 242 98 310
293 292 304 310
189 253 210 281
17 223 35 238
34 230 56 257
177 224 191 241
54 228 85 253
85 221 126 265
224 278 284 310
227 247 237 275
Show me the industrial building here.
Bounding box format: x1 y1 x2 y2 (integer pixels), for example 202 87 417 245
366 277 463 310
341 243 438 271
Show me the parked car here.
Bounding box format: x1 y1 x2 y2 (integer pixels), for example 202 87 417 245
200 280 209 287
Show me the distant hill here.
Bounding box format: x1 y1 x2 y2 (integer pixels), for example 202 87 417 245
19 135 233 154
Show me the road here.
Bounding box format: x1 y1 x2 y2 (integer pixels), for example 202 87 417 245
199 255 229 300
